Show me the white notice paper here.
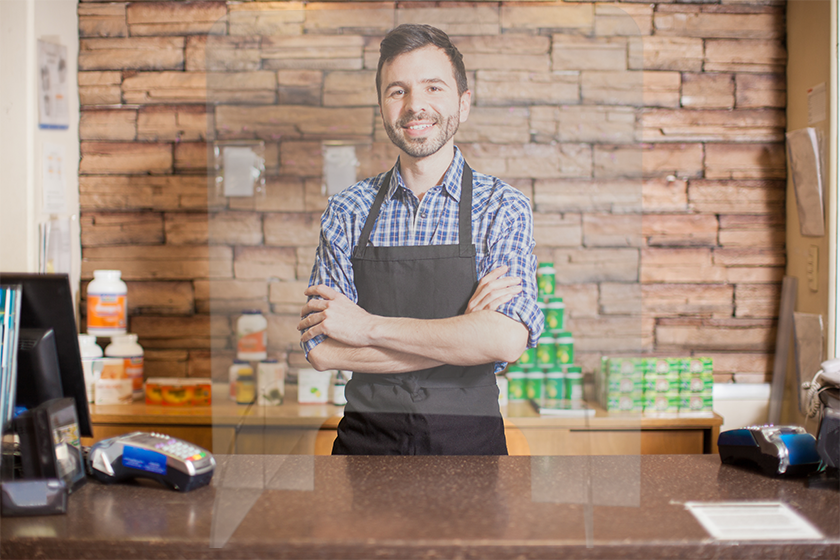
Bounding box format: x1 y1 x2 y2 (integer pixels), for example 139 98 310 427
42 142 67 214
685 501 824 541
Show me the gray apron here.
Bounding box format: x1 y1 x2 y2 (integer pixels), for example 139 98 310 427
332 163 507 455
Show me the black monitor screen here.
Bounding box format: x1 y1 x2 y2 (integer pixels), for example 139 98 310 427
0 273 93 438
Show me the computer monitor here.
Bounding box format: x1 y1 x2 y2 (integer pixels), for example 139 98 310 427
0 273 93 438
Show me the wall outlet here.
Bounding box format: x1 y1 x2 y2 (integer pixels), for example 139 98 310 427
807 245 819 292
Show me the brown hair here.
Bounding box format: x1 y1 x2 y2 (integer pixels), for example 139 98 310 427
376 24 468 102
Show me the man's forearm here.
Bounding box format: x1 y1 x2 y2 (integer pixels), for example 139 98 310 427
307 338 445 373
368 310 528 367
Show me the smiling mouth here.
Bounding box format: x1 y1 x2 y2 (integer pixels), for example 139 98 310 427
405 123 434 131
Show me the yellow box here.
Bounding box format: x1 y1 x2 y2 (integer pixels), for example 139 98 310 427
145 378 212 406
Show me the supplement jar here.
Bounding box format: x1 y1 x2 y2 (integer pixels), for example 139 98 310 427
87 270 127 336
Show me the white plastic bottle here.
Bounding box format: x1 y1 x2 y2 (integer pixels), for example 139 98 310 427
105 334 144 400
236 310 267 361
78 334 103 404
87 270 128 336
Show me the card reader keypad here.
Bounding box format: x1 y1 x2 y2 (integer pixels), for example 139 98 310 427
151 435 207 462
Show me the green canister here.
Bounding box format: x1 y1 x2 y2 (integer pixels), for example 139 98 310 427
545 369 565 400
555 331 574 365
517 346 537 368
525 370 544 400
565 365 583 402
507 366 527 401
536 336 557 366
545 297 565 333
537 262 556 297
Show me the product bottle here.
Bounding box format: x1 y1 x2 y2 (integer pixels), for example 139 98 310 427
87 270 128 336
78 334 103 404
332 371 347 406
236 310 267 361
236 371 256 405
229 360 252 400
105 334 144 400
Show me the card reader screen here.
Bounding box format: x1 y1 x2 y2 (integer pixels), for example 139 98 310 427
122 445 167 475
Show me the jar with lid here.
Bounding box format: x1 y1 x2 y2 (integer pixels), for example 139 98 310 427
236 310 267 361
87 270 127 336
105 334 144 400
236 372 256 405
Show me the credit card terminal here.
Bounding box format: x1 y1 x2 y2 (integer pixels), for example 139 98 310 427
718 425 822 477
87 432 215 492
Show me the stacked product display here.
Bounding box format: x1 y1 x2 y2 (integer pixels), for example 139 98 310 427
84 270 150 405
503 263 582 408
596 356 714 415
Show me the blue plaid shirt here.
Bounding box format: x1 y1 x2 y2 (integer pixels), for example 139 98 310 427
304 147 544 373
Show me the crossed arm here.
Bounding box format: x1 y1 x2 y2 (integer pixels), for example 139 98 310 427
299 266 529 373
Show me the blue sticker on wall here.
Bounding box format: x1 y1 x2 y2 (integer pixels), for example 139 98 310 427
122 445 167 475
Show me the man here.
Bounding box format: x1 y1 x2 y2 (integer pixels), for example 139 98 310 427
299 23 543 455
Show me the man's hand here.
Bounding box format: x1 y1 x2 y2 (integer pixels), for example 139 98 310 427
299 285 375 347
465 265 522 314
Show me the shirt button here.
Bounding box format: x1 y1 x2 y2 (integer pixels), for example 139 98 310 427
420 212 427 218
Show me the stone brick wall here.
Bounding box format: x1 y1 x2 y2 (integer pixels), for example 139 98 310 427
78 1 785 384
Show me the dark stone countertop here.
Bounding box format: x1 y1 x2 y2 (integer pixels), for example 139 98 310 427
1 454 838 559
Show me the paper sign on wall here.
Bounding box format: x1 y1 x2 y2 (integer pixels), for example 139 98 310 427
37 40 69 130
786 128 825 237
42 143 67 214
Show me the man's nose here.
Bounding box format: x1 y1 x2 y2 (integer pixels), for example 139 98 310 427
405 91 428 114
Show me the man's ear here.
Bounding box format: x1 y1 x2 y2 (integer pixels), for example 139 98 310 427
459 89 472 123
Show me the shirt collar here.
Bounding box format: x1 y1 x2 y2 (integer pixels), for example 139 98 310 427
387 146 466 202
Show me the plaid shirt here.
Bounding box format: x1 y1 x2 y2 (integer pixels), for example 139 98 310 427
304 147 544 373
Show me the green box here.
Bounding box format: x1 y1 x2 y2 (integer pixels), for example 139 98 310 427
679 373 714 393
607 357 645 376
686 357 713 375
644 392 680 413
606 391 644 412
645 374 680 393
606 373 644 393
679 392 713 412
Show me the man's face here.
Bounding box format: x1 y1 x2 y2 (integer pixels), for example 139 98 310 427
379 45 471 160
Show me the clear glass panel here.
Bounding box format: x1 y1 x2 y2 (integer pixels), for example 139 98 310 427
206 3 649 548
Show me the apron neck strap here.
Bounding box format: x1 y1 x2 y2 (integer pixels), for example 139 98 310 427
355 161 474 257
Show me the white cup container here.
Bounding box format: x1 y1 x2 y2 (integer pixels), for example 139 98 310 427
297 368 332 404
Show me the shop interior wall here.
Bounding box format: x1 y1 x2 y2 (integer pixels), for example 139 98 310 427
76 1 786 384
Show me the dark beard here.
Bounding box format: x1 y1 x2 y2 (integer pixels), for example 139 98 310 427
384 110 460 158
